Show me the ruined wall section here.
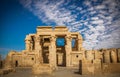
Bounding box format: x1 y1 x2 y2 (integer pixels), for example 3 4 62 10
79 48 120 75
25 34 36 52
5 50 36 67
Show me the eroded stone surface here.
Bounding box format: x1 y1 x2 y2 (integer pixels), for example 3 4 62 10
4 26 120 75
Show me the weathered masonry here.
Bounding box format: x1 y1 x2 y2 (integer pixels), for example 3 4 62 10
3 26 120 75
5 26 85 68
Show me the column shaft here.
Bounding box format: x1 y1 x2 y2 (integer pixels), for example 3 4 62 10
49 35 57 68
65 35 72 67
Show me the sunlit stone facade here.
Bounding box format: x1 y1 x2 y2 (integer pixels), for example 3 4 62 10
4 26 120 75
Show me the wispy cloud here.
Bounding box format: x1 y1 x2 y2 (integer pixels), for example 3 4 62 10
20 0 120 50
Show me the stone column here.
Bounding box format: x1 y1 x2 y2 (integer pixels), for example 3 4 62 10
86 50 94 61
25 40 31 51
35 35 42 63
25 35 31 51
78 35 82 52
65 34 72 67
93 59 102 75
110 49 117 63
80 59 94 75
30 41 33 51
118 49 120 62
103 50 111 63
95 50 103 62
49 34 57 68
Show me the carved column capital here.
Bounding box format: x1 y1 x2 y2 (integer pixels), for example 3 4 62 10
65 36 72 41
50 35 56 42
35 36 41 42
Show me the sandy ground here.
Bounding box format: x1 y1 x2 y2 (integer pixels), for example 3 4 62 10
1 67 120 77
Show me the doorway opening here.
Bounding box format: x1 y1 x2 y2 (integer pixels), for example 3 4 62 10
41 37 50 64
15 60 18 67
56 36 66 66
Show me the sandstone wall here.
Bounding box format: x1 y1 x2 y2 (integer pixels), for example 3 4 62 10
12 54 36 67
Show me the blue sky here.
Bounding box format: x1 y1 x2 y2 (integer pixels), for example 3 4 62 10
0 0 120 58
0 0 47 58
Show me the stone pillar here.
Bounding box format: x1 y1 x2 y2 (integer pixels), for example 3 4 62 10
93 59 101 75
35 36 41 50
25 35 31 51
78 35 82 51
80 59 94 75
35 35 42 63
49 34 57 68
103 50 111 63
86 50 94 61
95 50 103 62
25 40 30 50
110 49 117 63
65 34 72 67
30 41 33 51
30 36 35 51
118 49 120 62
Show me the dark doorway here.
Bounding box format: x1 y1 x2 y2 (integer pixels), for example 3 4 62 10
0 61 2 68
41 37 50 64
42 46 49 63
15 60 18 67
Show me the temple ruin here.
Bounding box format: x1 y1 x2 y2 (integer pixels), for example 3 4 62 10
1 26 120 75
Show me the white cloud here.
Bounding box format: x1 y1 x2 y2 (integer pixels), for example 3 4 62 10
91 20 104 24
91 17 99 20
95 25 105 31
83 0 91 7
20 0 120 50
76 7 82 11
95 5 106 10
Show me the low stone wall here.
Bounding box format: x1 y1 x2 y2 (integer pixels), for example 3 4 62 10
79 59 101 75
102 63 120 74
79 59 120 75
79 59 94 75
32 63 53 74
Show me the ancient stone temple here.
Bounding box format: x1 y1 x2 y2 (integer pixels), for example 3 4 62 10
3 26 86 74
12 26 84 67
3 26 120 75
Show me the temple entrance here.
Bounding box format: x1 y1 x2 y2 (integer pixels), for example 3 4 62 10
41 37 50 64
56 36 66 66
42 46 49 63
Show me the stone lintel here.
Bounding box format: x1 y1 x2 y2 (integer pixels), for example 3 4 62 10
54 26 68 31
37 26 53 32
71 32 79 35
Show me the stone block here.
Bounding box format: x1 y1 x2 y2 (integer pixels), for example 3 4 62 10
103 51 111 63
79 59 94 75
102 63 111 74
32 63 53 74
110 49 117 63
93 59 102 75
102 63 120 74
117 49 120 62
